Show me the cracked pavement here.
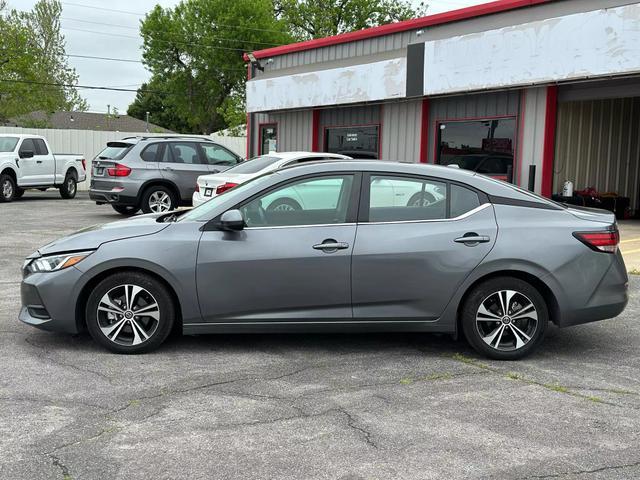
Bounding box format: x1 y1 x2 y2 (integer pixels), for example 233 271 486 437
2 191 640 479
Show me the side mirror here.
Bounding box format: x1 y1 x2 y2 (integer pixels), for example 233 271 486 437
219 209 245 231
19 150 34 159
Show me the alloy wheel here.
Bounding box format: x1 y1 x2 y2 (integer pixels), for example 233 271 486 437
148 191 172 213
96 284 160 346
2 179 13 199
475 289 538 351
67 178 76 196
272 203 296 212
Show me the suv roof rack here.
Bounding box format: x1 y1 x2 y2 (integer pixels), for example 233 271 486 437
120 135 215 142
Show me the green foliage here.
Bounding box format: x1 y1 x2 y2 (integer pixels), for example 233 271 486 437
274 0 427 39
130 0 292 134
0 0 87 122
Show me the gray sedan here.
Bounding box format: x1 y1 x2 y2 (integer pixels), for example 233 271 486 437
20 161 628 359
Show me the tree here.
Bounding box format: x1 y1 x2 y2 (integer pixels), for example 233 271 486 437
274 0 427 40
133 0 292 134
0 0 87 122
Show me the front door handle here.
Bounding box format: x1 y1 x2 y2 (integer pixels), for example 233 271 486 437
454 233 490 245
36 160 43 164
313 240 349 252
163 166 173 171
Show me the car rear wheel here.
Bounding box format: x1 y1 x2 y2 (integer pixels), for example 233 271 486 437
461 277 548 360
0 174 16 202
60 172 77 199
408 191 436 207
86 272 175 354
112 204 140 216
141 186 177 214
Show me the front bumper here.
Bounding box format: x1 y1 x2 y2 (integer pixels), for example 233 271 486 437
19 267 84 334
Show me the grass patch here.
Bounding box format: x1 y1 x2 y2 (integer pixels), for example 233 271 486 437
628 268 640 275
451 353 491 370
399 377 414 385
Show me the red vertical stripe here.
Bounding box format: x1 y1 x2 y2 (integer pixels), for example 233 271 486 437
541 85 558 197
419 98 430 163
311 109 320 152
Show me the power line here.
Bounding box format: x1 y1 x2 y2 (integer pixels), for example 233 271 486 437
61 1 290 35
0 78 162 94
61 17 285 46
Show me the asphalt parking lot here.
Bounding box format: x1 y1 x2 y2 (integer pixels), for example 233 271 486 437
2 191 640 480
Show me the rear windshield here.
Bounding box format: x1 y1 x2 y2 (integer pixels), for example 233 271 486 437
224 155 281 174
96 143 133 161
0 137 19 152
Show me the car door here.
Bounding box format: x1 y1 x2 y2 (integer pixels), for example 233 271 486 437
198 143 241 174
160 142 209 201
17 138 45 186
352 173 497 321
33 139 56 185
196 173 360 323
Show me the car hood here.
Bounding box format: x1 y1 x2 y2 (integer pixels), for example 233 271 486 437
36 213 170 256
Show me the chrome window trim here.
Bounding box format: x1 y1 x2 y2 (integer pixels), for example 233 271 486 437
363 202 491 226
244 222 357 231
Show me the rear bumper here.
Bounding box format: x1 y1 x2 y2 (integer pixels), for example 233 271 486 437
89 189 138 206
192 190 217 207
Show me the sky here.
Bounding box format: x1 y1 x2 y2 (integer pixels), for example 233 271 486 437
7 0 490 113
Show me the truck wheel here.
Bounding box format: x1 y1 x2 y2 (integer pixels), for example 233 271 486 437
60 172 77 199
0 174 16 202
15 188 25 198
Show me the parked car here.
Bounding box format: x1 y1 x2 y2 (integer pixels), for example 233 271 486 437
0 134 86 202
20 161 627 359
192 151 352 207
89 136 242 215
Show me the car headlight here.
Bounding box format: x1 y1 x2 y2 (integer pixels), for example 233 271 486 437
24 251 94 274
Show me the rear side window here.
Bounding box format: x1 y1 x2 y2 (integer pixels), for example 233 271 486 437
34 139 48 155
168 142 201 164
368 175 447 222
450 184 481 217
140 143 160 162
19 138 36 155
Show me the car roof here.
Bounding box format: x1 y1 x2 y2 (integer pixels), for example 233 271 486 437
119 135 216 144
265 151 351 160
0 133 45 140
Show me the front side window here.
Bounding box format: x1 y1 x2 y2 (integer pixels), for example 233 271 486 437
369 175 447 222
168 142 201 164
438 118 515 178
19 138 36 155
325 126 379 159
0 136 19 152
200 144 239 166
240 175 354 228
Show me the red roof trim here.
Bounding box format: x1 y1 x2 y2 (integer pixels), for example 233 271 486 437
246 0 558 61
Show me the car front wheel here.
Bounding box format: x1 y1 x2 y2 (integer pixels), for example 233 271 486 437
461 277 548 360
86 272 175 354
0 174 16 202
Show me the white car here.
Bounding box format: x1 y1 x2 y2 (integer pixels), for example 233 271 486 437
0 134 86 202
192 152 351 207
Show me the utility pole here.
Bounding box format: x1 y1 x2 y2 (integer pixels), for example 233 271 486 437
146 111 150 133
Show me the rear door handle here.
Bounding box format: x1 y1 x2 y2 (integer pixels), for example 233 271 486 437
313 241 349 252
454 235 490 245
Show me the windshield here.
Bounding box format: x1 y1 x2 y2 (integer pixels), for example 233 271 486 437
178 171 277 222
0 137 19 152
224 155 281 174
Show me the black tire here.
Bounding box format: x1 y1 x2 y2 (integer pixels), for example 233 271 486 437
85 271 175 354
60 171 77 199
140 185 177 214
266 197 302 211
112 204 140 216
407 191 436 207
461 276 548 360
14 188 25 198
0 173 16 202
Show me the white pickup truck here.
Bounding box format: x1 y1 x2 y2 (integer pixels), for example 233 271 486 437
0 134 86 202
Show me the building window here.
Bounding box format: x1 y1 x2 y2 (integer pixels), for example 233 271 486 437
325 125 379 159
437 118 516 180
260 124 277 154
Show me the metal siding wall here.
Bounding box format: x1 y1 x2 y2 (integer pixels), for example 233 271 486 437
519 87 548 193
427 90 521 163
554 97 640 211
381 99 422 162
270 110 313 151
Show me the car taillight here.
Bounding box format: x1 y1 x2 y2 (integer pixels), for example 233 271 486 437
107 163 131 177
216 182 238 195
81 159 86 171
573 230 619 253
